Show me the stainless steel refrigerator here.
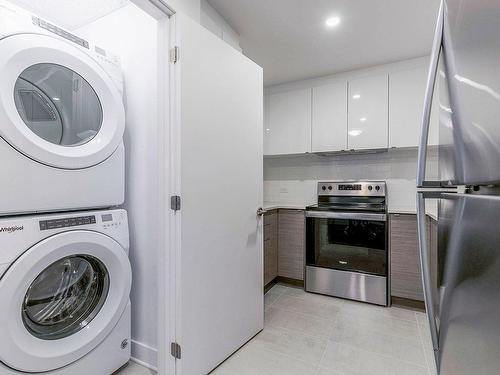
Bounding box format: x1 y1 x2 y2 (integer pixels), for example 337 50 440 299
417 0 500 374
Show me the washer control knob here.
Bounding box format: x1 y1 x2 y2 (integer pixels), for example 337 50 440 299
322 186 327 191
328 186 333 191
375 185 380 191
368 186 373 191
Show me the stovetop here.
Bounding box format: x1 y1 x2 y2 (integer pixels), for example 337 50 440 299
306 203 387 213
308 181 388 213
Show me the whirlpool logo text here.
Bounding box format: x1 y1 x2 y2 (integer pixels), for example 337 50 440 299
0 226 24 234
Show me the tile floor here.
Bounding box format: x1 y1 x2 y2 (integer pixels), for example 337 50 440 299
211 284 437 375
115 362 156 375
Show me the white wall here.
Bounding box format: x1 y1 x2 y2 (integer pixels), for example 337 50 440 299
76 4 161 370
264 147 439 214
167 0 200 21
200 0 241 51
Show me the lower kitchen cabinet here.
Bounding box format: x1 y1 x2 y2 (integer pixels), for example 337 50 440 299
278 209 305 281
263 210 278 286
390 214 426 301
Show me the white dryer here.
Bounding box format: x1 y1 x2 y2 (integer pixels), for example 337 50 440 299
0 209 131 374
0 1 125 215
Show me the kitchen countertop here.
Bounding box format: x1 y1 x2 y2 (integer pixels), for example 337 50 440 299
264 202 438 220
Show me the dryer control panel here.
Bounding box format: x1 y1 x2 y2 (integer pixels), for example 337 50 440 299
39 215 96 231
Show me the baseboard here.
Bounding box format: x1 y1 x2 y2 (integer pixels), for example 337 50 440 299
131 340 158 372
391 296 426 311
276 276 304 288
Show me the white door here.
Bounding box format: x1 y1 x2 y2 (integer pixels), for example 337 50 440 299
170 14 264 375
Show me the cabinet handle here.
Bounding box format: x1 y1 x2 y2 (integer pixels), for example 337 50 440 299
417 0 444 188
257 207 265 217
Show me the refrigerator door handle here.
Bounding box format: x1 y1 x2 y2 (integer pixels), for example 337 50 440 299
416 192 440 366
417 0 444 188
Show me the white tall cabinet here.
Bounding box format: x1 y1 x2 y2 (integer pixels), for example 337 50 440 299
347 74 389 150
311 82 348 152
264 88 311 155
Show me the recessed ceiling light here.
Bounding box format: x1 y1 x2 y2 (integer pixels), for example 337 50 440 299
325 16 341 28
360 117 367 122
52 97 60 101
352 94 361 99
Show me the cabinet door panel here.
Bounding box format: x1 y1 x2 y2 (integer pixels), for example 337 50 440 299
264 211 278 285
389 67 439 148
312 82 347 152
348 75 388 150
265 89 311 155
390 214 424 301
278 209 305 281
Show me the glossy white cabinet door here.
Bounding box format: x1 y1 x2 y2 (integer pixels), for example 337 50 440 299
389 67 439 148
348 74 388 150
265 88 311 155
311 82 348 152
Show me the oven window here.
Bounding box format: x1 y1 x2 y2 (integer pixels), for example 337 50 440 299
306 217 387 276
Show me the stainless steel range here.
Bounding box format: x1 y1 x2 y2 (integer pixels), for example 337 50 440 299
305 181 388 306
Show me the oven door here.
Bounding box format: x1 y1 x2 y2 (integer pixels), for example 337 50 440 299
306 211 388 276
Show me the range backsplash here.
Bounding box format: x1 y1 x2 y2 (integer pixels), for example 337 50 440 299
264 147 438 213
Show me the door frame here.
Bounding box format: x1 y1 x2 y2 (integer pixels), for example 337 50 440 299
129 1 175 375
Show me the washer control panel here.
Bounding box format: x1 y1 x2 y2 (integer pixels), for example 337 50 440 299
39 215 96 231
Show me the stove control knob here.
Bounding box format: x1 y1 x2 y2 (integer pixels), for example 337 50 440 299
368 185 373 191
375 185 380 191
322 186 327 191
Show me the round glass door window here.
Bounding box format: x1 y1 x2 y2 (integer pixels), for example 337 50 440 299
13 63 103 146
22 255 109 340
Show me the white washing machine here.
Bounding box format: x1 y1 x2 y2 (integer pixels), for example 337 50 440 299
0 209 131 374
0 1 125 215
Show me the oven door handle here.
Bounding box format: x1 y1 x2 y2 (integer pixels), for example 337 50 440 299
305 211 387 222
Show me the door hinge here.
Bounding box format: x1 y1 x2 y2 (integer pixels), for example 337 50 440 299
170 46 179 63
171 195 181 211
171 342 182 359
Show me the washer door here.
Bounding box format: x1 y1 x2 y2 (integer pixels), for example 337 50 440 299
0 231 131 372
0 33 125 169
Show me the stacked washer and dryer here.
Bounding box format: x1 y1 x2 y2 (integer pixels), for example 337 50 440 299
0 2 132 374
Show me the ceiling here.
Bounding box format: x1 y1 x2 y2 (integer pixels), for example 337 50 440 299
208 0 440 85
7 0 130 30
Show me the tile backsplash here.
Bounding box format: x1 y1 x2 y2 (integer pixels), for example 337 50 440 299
264 147 438 213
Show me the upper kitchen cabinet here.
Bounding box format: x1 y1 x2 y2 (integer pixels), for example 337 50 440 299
264 88 312 155
311 82 348 152
348 74 389 150
389 66 439 148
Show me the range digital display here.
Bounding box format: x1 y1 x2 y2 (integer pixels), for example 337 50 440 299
338 184 362 191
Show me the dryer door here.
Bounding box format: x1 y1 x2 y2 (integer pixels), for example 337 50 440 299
0 231 131 372
0 33 125 169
